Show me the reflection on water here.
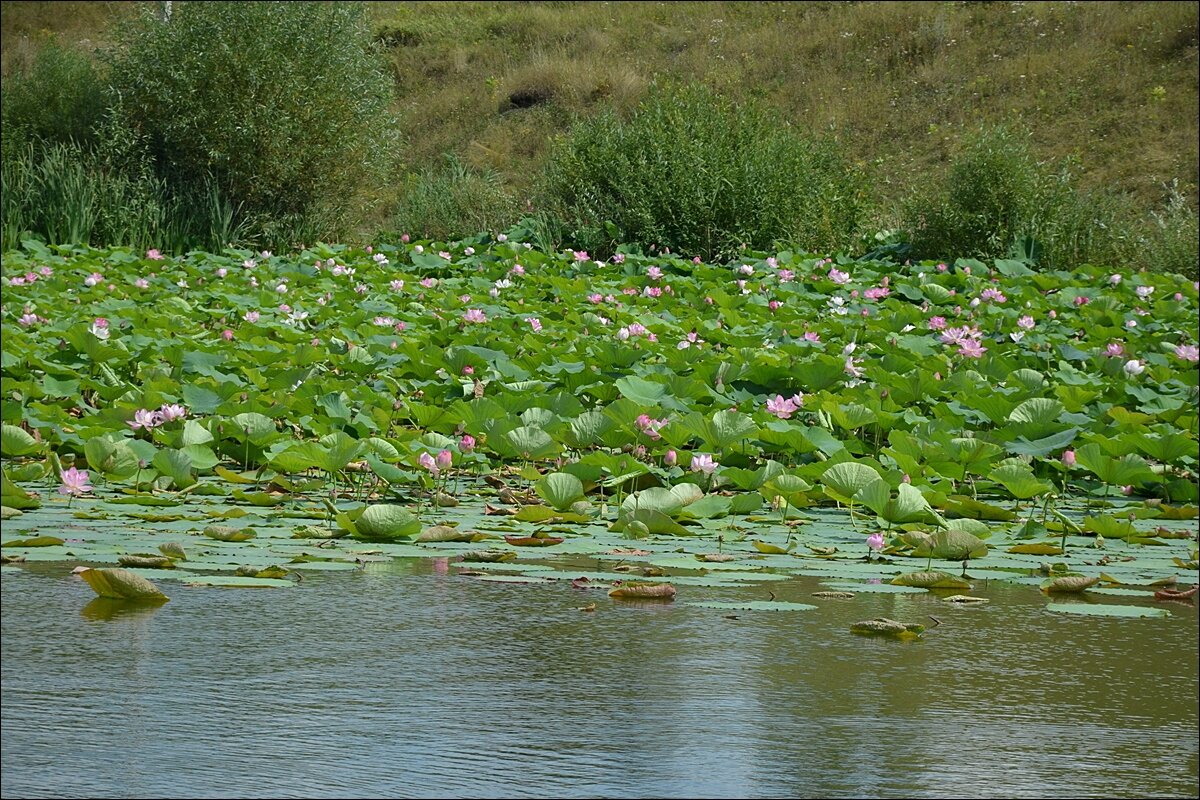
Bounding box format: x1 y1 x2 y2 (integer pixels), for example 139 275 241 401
2 563 1196 799
79 597 169 622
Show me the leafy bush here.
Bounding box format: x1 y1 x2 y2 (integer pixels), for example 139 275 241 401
1 106 244 254
540 83 869 261
389 156 520 241
0 38 107 163
104 1 400 249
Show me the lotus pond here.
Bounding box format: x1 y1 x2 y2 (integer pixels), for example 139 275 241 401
1 236 1197 797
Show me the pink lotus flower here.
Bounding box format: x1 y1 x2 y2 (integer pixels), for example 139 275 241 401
17 313 38 327
980 287 1006 303
927 316 947 331
664 449 677 467
435 449 453 471
1074 296 1090 307
463 309 487 323
146 249 164 261
690 453 718 474
243 311 260 323
1105 341 1125 358
647 266 663 281
828 268 851 285
1109 274 1122 285
83 272 103 287
527 317 543 332
765 394 803 419
844 356 866 378
58 466 94 497
419 452 439 478
573 250 589 262
612 253 625 264
778 269 795 282
510 264 525 276
420 278 436 289
1017 315 1036 331
128 408 164 430
958 339 987 359
1135 285 1154 299
390 279 405 292
90 318 110 340
864 286 890 301
866 532 885 551
636 414 669 440
159 404 188 422
1175 344 1200 363
460 435 476 453
1061 450 1076 467
803 331 821 343
462 365 474 375
222 329 234 341
1121 485 1134 496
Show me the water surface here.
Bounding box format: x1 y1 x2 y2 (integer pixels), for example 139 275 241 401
2 562 1196 798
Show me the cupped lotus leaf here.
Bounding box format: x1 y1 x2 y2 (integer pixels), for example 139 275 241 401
117 555 175 569
1008 542 1065 555
1045 602 1169 618
753 539 796 554
78 568 169 602
2 536 65 547
821 462 882 503
203 525 256 542
668 483 705 508
228 412 279 444
1 506 23 520
82 437 138 480
687 600 817 611
617 508 692 536
1074 444 1155 487
270 442 328 473
608 581 677 600
1007 397 1068 439
1 469 41 510
565 411 616 448
850 618 924 637
622 520 651 539
677 494 732 519
1041 575 1101 593
913 530 989 560
417 525 475 543
1082 515 1138 540
535 472 586 511
352 504 421 541
856 480 936 524
1 425 40 457
504 426 559 459
942 495 1016 521
989 464 1053 500
613 375 668 406
152 448 195 489
461 550 518 563
760 474 813 508
157 542 187 561
891 571 971 589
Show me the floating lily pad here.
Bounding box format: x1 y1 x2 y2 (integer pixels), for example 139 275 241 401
184 575 294 588
1045 602 1169 618
686 600 817 611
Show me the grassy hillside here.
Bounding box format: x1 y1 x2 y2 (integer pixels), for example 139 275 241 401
2 0 1196 258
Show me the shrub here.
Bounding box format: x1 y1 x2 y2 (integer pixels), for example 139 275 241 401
104 1 400 249
904 125 1199 276
389 156 520 242
540 83 869 261
0 37 107 163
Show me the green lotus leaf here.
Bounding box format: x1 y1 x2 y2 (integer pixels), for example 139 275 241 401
78 568 169 602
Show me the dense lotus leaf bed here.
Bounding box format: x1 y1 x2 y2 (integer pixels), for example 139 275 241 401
1 236 1196 619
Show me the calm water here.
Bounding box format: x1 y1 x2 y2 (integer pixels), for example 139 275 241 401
2 561 1197 799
